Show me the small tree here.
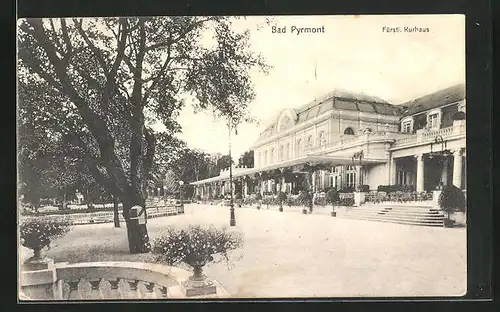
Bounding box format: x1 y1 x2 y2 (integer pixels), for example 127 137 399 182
298 191 312 214
278 191 287 212
438 185 466 225
255 192 262 209
326 188 339 217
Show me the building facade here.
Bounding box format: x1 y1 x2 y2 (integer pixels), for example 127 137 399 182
191 84 466 199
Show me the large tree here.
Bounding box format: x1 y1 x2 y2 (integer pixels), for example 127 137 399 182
17 17 268 253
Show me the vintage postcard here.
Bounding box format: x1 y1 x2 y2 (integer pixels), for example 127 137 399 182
17 14 466 300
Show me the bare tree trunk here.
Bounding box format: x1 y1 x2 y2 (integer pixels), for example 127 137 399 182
113 195 120 228
62 191 68 210
122 192 150 254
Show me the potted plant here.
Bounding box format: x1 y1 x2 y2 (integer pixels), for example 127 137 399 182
438 184 466 227
326 188 339 217
298 191 312 214
19 217 73 269
255 192 262 209
278 191 287 212
151 225 244 296
234 193 242 208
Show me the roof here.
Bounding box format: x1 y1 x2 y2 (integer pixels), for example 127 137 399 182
399 83 465 116
259 89 402 139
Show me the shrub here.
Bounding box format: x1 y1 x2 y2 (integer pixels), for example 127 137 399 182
20 218 73 251
326 188 339 206
438 185 466 218
338 197 354 206
297 191 312 207
151 225 244 269
277 191 287 203
339 186 355 193
356 184 370 192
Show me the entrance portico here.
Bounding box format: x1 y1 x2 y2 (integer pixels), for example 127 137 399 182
390 148 466 192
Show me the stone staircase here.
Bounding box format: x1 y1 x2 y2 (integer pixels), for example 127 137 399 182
336 202 445 227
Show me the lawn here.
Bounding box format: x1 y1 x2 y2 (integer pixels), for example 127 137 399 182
36 204 467 298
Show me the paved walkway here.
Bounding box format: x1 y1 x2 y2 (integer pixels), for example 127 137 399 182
45 203 466 298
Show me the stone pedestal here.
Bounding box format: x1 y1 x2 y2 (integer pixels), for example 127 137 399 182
181 277 217 297
354 192 366 206
20 257 61 300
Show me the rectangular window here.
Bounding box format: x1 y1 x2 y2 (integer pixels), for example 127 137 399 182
402 121 412 133
428 113 440 129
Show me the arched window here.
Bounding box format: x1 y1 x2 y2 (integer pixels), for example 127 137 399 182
344 127 355 135
258 152 262 166
270 148 275 163
285 143 290 159
296 139 303 157
263 151 268 165
319 131 327 147
279 145 284 161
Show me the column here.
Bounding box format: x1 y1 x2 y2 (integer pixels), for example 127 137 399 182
244 181 248 197
416 154 425 192
312 172 316 192
453 149 463 188
441 157 449 185
389 157 396 185
355 165 362 186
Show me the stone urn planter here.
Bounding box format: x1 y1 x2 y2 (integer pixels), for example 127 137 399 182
151 225 244 297
22 245 54 271
331 211 337 217
302 208 308 214
181 260 216 296
20 218 72 271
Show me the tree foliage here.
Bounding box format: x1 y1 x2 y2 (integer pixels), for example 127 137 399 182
17 17 269 253
238 150 254 168
216 155 233 173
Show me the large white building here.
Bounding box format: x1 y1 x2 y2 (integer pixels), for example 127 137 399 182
191 84 466 199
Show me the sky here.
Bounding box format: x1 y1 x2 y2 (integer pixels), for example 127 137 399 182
156 15 465 160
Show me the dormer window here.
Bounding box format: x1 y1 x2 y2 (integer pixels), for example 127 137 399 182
400 117 414 133
427 109 442 130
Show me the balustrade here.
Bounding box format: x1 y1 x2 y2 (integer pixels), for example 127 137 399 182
393 124 465 147
20 261 229 300
21 205 180 225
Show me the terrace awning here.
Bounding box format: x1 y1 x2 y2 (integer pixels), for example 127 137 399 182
189 155 387 185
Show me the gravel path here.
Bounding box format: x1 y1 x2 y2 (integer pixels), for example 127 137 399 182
42 203 466 298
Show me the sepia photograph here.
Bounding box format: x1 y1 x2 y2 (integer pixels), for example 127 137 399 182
17 14 467 300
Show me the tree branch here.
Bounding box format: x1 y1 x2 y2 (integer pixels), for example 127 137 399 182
73 18 109 73
144 17 214 52
141 34 172 106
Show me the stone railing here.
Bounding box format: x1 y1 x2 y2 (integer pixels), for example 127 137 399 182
20 261 230 300
305 131 399 154
393 121 466 148
22 205 181 225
